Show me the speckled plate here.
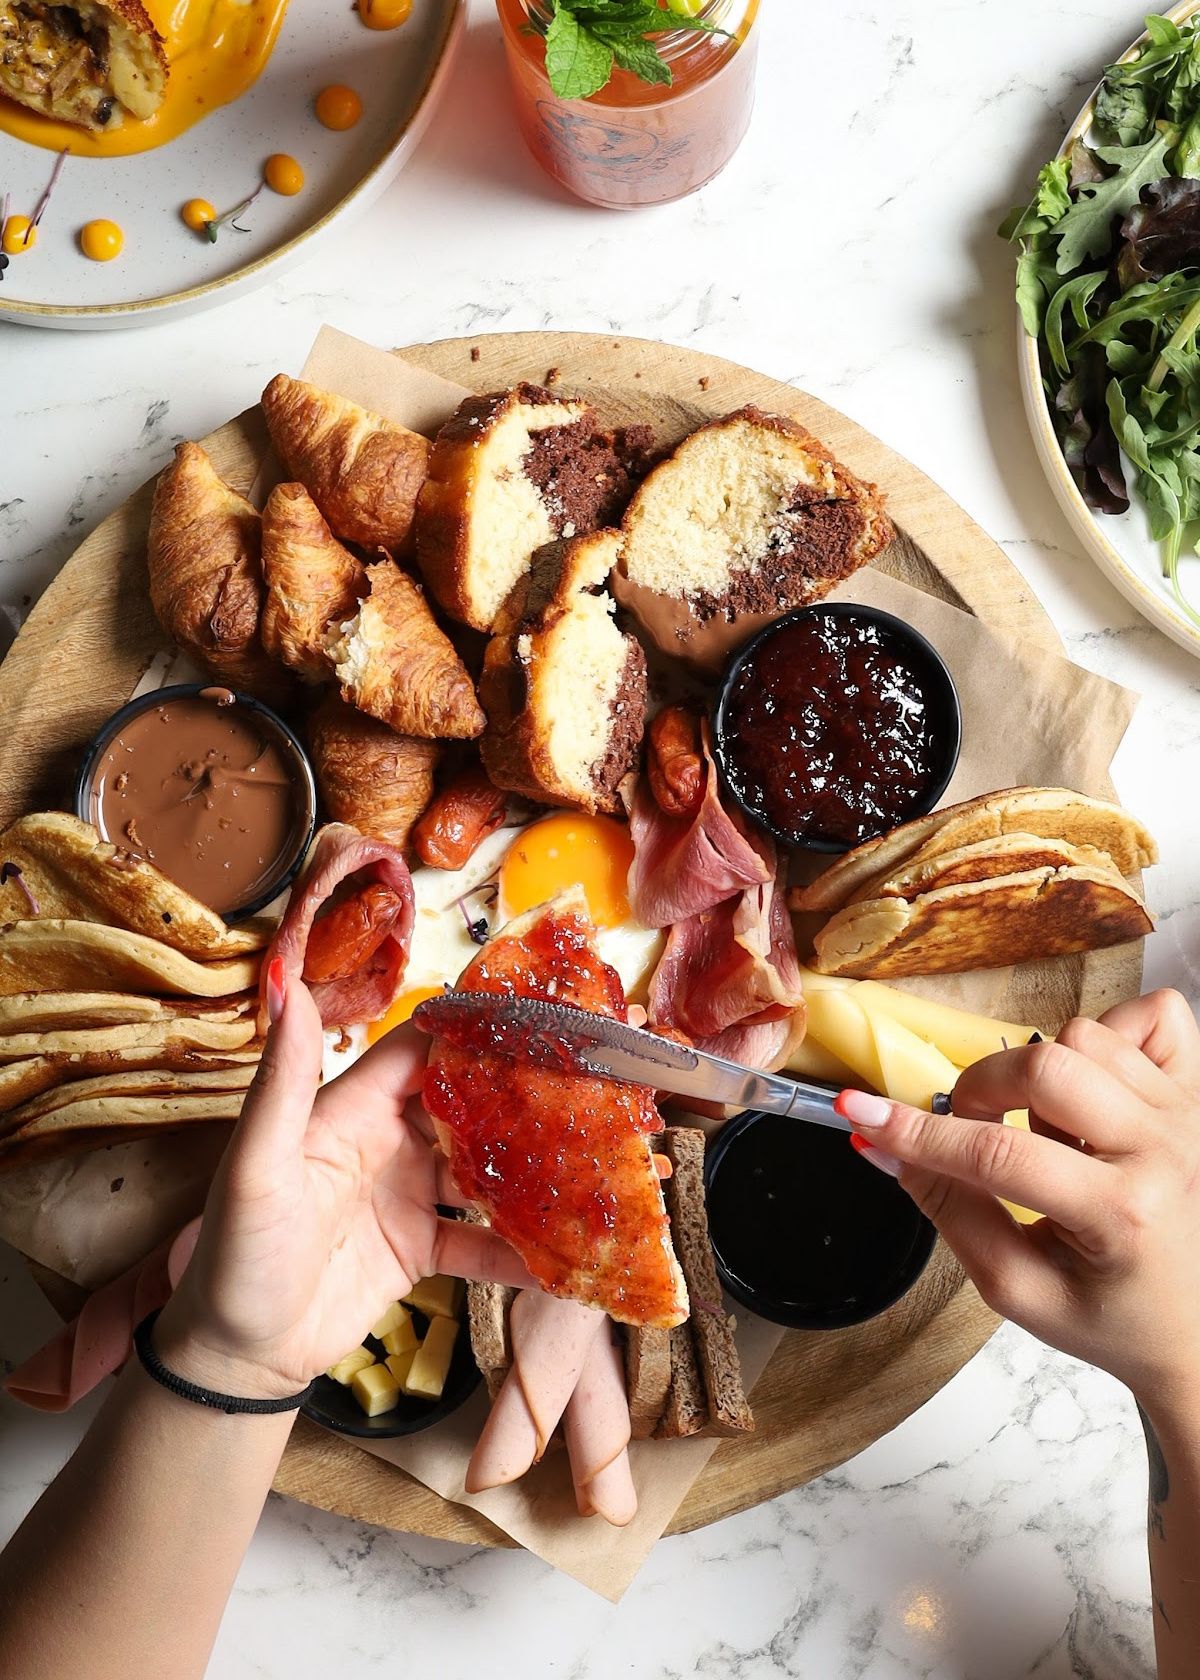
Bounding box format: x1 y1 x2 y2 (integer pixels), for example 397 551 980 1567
0 0 463 329
1017 0 1200 658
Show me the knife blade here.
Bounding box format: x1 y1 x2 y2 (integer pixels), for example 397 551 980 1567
412 992 851 1134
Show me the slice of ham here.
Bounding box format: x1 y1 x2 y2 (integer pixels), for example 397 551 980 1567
465 1291 605 1492
648 874 806 1073
562 1321 637 1526
628 721 773 930
3 1221 199 1412
261 823 414 1029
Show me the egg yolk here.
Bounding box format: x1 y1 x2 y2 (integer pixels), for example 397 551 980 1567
80 220 124 262
366 984 446 1046
264 153 305 195
357 0 412 27
315 84 363 130
498 813 634 930
1 215 36 255
182 198 217 233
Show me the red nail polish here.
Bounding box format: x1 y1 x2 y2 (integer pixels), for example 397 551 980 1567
266 957 286 1025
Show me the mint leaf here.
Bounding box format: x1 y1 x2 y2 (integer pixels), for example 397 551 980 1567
607 31 672 85
545 7 614 99
1053 130 1172 272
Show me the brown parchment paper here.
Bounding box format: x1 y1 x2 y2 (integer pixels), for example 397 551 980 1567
0 327 1141 1599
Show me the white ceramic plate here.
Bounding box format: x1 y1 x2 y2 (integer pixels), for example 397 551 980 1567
0 0 463 328
1017 0 1200 658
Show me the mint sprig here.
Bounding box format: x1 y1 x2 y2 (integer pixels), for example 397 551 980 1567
535 1 725 102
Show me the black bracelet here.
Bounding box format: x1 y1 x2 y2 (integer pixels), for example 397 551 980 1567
133 1311 315 1416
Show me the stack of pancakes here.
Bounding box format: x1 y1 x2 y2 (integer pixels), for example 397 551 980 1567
795 788 1157 979
0 813 266 1169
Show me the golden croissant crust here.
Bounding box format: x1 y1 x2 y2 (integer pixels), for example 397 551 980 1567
147 442 292 706
261 374 431 553
261 482 367 682
326 561 486 741
308 692 440 850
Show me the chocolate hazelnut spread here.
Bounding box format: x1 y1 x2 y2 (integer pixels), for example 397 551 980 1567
89 694 308 915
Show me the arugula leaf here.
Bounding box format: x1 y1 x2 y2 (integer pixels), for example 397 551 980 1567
1045 271 1107 375
545 8 614 99
1054 130 1172 272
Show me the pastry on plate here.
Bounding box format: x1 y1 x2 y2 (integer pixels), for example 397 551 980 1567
0 0 166 129
147 442 290 705
479 529 647 815
307 691 440 850
325 561 485 740
261 374 430 553
260 483 368 682
613 406 893 671
416 383 653 631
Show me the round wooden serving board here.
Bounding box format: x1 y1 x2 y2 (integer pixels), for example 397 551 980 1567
0 333 1141 1548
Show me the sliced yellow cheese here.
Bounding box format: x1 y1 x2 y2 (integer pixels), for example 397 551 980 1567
351 1362 400 1417
326 1347 375 1385
784 1033 858 1088
381 1315 419 1358
370 1301 409 1340
402 1316 459 1400
865 1010 961 1112
796 966 857 994
1001 1109 1040 1225
856 982 1039 1070
801 989 883 1093
403 1275 464 1320
385 1348 418 1388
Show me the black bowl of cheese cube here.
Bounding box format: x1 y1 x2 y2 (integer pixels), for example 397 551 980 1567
303 1274 481 1439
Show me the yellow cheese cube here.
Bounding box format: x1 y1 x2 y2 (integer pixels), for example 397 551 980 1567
402 1316 459 1400
326 1347 375 1385
381 1315 418 1358
385 1349 417 1388
350 1362 400 1417
865 1010 962 1111
370 1301 409 1340
402 1275 464 1320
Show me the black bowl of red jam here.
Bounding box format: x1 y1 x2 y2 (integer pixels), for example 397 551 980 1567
704 1108 937 1331
711 604 962 854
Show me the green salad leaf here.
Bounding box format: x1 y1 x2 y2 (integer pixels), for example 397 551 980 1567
1001 12 1200 627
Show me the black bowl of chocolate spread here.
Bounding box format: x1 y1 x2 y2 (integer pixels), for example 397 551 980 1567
712 604 962 853
74 684 317 920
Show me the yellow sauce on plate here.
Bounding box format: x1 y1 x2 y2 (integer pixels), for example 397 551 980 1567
0 0 290 157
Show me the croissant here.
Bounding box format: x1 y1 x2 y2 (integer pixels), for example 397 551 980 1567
308 692 441 850
260 483 368 682
147 443 292 706
326 561 486 740
261 374 431 553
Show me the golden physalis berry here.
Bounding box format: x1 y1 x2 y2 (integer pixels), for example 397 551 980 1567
357 0 412 28
315 84 363 130
182 198 217 234
79 219 124 262
2 215 36 255
264 154 305 196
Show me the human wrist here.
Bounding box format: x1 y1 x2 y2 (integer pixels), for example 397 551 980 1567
151 1299 311 1407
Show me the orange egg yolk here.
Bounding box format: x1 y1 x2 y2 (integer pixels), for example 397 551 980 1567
264 153 304 195
80 219 124 261
498 813 634 930
357 0 412 28
2 215 36 255
315 84 363 130
366 984 446 1046
182 198 217 233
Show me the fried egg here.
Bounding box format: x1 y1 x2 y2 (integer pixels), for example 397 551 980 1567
366 815 663 1046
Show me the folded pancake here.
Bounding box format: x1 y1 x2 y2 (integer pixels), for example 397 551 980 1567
261 822 414 1029
260 483 368 682
0 1045 260 1115
0 991 252 1033
423 888 688 1329
0 0 166 130
796 787 1158 916
871 833 1116 901
0 1077 251 1171
0 814 271 960
0 921 261 998
812 863 1153 979
0 1007 256 1062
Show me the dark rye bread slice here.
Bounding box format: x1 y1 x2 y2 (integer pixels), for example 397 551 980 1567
655 1127 754 1439
416 383 654 632
479 530 648 816
463 1209 515 1400
613 405 893 673
625 1324 672 1441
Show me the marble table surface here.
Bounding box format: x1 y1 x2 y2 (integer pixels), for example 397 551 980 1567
2 0 1197 1672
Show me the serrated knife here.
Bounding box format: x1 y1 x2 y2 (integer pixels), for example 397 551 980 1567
412 992 851 1134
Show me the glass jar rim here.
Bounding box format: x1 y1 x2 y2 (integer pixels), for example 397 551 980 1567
520 0 744 53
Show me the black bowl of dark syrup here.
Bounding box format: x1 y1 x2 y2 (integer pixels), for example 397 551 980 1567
704 1108 936 1330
